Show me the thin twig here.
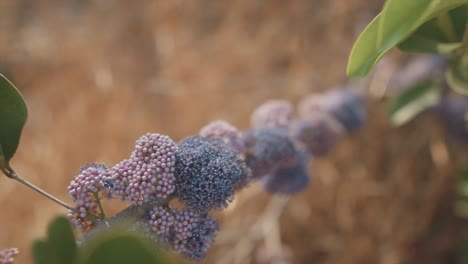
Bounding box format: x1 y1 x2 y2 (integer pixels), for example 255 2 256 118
1 166 74 211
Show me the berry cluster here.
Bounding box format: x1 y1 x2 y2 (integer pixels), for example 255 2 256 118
67 88 366 260
0 248 19 264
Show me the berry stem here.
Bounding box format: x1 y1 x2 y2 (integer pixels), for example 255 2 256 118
93 192 106 219
0 165 74 211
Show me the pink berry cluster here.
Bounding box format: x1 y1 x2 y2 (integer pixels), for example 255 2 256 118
67 163 108 231
106 133 177 204
0 248 19 264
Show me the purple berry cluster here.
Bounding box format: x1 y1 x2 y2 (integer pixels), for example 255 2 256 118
0 248 19 264
67 163 108 231
66 87 366 260
106 133 177 204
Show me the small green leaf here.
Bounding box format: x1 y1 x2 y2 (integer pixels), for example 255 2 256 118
398 35 462 54
388 80 441 126
84 234 168 264
32 216 78 264
0 74 28 168
32 241 51 264
48 217 78 264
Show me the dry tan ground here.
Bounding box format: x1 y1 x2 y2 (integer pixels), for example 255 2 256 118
0 1 466 263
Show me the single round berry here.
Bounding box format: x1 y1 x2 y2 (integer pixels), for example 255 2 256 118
290 112 344 156
199 120 246 153
260 151 311 195
251 100 294 129
170 210 219 261
175 136 245 213
243 128 299 178
0 248 19 264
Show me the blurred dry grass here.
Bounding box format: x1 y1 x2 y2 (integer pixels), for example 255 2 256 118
0 0 466 263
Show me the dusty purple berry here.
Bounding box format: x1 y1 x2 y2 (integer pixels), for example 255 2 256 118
67 163 108 230
104 133 177 204
260 151 311 195
290 112 344 156
243 128 299 178
199 120 246 153
0 248 19 264
175 136 245 212
251 100 294 129
170 209 219 261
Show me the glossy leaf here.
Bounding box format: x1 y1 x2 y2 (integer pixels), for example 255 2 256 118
388 80 441 126
347 0 468 77
0 74 28 168
32 216 78 264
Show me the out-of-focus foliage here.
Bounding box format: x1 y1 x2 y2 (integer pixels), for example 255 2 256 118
0 75 27 171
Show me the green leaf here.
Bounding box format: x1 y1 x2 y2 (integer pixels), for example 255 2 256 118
388 80 441 126
347 0 468 77
32 216 78 264
83 233 169 264
449 5 468 39
398 35 462 54
48 217 78 264
0 74 28 168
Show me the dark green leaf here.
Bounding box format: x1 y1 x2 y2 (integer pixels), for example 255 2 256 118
449 5 468 40
347 0 468 77
398 35 462 54
32 241 51 264
84 234 168 264
47 216 78 264
388 80 441 126
0 74 28 168
31 216 78 264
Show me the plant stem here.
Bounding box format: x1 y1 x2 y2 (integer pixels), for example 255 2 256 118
0 165 74 211
94 192 106 219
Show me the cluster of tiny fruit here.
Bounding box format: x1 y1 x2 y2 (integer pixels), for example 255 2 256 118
66 87 366 261
0 248 19 264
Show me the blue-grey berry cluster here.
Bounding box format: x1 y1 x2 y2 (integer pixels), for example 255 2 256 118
260 150 310 195
175 136 245 213
0 248 19 264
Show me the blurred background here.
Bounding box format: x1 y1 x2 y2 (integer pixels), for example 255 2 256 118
0 0 467 263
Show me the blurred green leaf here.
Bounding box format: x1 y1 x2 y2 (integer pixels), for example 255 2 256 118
449 5 468 40
388 81 441 126
347 0 468 77
32 216 78 264
446 62 468 95
0 74 28 169
398 35 462 54
83 233 169 264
